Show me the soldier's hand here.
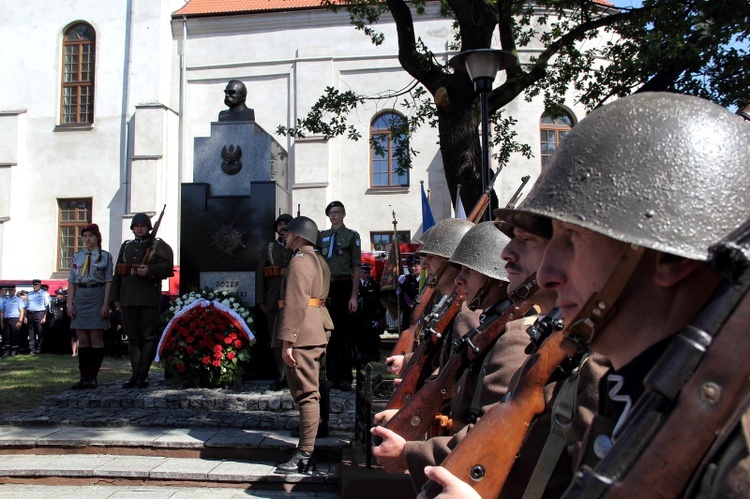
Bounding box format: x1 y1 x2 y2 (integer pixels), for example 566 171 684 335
348 296 358 313
419 466 481 499
281 340 296 368
374 409 398 426
385 355 404 375
371 426 407 473
136 265 149 277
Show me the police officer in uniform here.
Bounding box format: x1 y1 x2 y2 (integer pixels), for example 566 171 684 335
1 287 25 357
256 213 294 388
26 279 50 354
318 200 361 391
112 213 174 388
356 263 385 365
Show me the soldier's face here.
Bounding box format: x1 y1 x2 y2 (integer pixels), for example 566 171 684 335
420 254 444 278
501 228 548 293
276 221 289 236
455 266 490 304
537 219 624 324
132 223 150 238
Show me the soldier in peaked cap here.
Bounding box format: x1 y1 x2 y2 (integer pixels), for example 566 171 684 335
318 200 361 391
26 279 50 354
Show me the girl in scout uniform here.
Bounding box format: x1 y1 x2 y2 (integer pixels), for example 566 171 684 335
67 223 113 389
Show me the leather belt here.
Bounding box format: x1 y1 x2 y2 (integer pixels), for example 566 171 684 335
330 276 352 282
278 298 321 309
78 282 104 289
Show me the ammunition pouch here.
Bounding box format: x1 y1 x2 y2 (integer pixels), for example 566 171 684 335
263 266 283 278
116 263 136 276
428 414 456 438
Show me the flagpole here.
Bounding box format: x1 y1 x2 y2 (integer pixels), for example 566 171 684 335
391 207 401 336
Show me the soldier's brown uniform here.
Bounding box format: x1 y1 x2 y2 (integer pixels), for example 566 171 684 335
404 314 534 490
111 236 174 382
275 245 330 452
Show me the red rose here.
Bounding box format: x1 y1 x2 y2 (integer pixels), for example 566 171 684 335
214 344 223 353
186 336 194 344
229 333 238 340
216 334 224 342
224 336 233 345
202 356 211 365
186 346 195 355
227 351 236 360
212 359 221 367
234 339 242 348
214 351 222 359
176 364 185 373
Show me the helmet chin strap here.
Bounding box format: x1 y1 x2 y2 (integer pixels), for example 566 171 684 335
563 244 646 353
468 277 495 311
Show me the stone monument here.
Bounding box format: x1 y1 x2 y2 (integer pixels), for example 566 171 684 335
180 81 291 307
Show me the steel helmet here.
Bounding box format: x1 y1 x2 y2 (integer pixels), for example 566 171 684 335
286 216 319 246
418 218 475 260
497 92 750 261
450 221 510 282
130 213 152 230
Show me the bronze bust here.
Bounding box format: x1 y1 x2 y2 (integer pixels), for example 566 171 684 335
218 80 256 122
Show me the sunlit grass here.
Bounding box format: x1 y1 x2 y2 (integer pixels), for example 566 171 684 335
0 354 144 415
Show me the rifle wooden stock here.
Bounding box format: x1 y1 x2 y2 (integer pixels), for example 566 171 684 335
386 296 464 411
435 329 570 498
381 298 537 443
606 290 750 498
391 285 436 355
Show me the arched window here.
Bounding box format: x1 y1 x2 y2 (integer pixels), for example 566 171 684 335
540 110 573 167
61 22 96 125
370 112 409 187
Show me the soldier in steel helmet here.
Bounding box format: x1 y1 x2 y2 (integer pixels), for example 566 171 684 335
426 93 750 497
256 213 294 389
273 216 332 474
112 212 174 389
373 221 552 490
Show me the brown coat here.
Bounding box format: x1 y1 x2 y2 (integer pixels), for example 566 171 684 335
404 315 535 490
275 245 329 348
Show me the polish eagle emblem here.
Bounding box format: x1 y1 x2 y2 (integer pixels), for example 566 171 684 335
220 145 243 175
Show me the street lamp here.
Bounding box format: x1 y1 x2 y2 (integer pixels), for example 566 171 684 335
449 49 516 219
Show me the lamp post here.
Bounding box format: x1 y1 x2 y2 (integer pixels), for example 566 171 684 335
449 49 516 219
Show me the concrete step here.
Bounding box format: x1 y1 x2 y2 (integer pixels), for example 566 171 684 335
0 453 339 491
0 426 349 461
0 483 339 498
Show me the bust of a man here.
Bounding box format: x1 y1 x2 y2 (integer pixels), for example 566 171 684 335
218 80 256 122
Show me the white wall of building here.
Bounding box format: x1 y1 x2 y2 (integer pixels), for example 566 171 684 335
0 0 607 279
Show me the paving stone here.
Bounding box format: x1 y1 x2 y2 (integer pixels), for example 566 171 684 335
206 459 276 481
205 428 266 448
148 456 222 480
92 455 167 478
152 428 220 448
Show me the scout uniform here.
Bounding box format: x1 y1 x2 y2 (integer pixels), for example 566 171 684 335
318 219 361 388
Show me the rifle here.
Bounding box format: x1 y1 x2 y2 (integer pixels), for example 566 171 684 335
503 175 531 211
466 168 501 223
562 217 750 498
376 277 539 444
140 204 167 266
386 293 463 411
425 245 645 498
391 284 437 355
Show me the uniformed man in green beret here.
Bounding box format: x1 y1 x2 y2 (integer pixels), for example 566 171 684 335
318 201 361 391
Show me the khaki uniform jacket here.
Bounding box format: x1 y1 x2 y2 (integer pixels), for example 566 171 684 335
255 240 293 311
318 224 361 277
111 238 174 307
275 246 329 347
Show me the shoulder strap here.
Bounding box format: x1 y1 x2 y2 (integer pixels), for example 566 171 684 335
522 354 589 499
268 242 275 266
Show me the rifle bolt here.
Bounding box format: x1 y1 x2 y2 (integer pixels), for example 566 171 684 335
410 415 422 427
469 465 486 481
701 382 721 404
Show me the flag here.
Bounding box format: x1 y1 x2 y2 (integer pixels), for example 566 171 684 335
456 196 467 219
421 183 436 231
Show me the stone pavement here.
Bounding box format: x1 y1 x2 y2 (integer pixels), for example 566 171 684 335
0 376 361 497
0 378 356 433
